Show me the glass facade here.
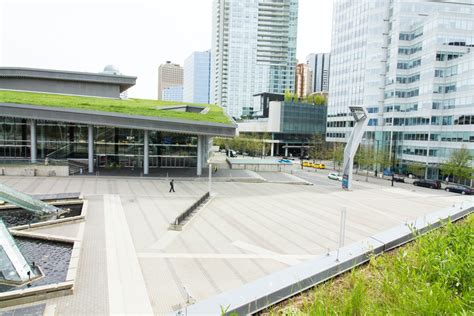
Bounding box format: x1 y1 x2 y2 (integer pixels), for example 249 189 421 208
281 102 327 134
0 117 198 168
327 0 474 178
211 0 298 118
162 85 183 102
183 50 211 104
306 53 330 93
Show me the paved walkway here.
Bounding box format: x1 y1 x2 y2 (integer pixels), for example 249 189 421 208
0 175 470 315
104 195 153 314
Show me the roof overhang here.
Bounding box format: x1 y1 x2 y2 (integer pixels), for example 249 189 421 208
0 67 137 92
0 103 236 137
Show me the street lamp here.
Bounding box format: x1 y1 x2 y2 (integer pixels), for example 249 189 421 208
391 135 397 187
341 106 369 190
207 159 212 194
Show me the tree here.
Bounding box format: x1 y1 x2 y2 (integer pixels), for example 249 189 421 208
309 134 327 162
293 93 299 103
441 146 474 183
354 145 375 181
406 162 425 178
375 148 392 177
313 94 327 105
330 143 344 171
284 90 293 102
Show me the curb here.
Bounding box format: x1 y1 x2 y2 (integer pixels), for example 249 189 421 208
177 201 474 316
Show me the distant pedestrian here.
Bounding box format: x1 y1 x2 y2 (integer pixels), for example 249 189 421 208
445 176 449 185
169 179 175 193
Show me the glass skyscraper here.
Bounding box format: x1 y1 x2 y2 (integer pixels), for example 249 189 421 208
183 50 211 104
306 53 330 93
327 0 474 179
211 0 298 118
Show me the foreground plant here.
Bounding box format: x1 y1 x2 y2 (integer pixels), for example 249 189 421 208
264 215 473 315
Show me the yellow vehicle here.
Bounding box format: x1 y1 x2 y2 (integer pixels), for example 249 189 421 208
302 161 312 167
312 163 326 169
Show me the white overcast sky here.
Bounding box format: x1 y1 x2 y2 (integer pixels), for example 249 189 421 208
0 0 333 99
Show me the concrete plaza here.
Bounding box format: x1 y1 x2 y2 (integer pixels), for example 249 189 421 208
0 171 471 315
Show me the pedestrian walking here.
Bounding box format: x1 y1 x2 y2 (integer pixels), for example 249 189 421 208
169 179 175 193
445 176 449 185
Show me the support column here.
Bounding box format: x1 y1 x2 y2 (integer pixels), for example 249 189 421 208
88 125 94 173
284 144 288 157
197 135 203 176
202 136 208 168
143 130 149 176
270 143 274 157
30 120 37 163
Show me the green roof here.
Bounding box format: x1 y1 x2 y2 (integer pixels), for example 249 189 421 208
0 90 232 125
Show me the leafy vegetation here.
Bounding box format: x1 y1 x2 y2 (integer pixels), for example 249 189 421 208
214 134 270 157
308 134 328 162
406 161 426 178
283 90 327 105
441 146 474 183
0 90 232 125
263 215 474 315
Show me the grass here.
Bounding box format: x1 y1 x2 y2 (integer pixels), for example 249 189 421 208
262 215 474 315
0 90 232 125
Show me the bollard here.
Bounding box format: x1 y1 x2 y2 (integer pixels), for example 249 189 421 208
336 207 347 262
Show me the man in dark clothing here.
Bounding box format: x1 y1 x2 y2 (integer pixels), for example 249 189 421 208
169 179 175 193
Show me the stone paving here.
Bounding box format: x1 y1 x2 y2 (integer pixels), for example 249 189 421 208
0 173 471 315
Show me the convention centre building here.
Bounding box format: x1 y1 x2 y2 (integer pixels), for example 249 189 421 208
0 66 236 176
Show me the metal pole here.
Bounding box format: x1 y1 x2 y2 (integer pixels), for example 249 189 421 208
143 130 149 175
375 139 379 177
197 136 202 176
208 162 212 194
391 135 396 187
336 207 347 262
30 120 37 163
88 125 94 173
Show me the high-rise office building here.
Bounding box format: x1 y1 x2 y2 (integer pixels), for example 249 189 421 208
211 0 298 118
157 61 183 100
295 63 312 99
306 53 330 93
327 0 474 180
162 85 183 102
184 50 211 104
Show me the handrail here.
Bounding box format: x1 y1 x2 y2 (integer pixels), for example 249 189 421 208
173 192 210 226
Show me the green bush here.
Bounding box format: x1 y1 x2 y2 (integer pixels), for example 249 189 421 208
266 215 474 315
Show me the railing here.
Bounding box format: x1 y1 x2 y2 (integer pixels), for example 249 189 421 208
0 158 68 166
46 143 75 160
68 160 88 175
172 192 210 227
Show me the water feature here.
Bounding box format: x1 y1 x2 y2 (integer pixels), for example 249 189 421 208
0 237 72 292
0 204 82 228
0 220 37 285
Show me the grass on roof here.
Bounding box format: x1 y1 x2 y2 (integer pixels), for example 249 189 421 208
0 90 233 125
263 214 474 315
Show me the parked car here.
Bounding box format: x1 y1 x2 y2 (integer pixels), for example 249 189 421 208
383 168 393 177
302 161 312 167
328 172 342 181
312 163 326 169
226 149 237 157
445 184 474 195
413 179 441 189
392 175 405 183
